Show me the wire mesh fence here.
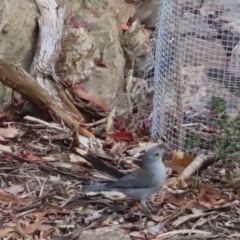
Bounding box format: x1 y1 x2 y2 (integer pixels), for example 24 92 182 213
144 0 240 155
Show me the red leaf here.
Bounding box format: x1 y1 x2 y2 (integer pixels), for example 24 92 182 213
22 152 42 161
74 84 108 111
121 23 129 31
73 83 87 92
13 96 24 104
94 53 107 68
108 131 133 141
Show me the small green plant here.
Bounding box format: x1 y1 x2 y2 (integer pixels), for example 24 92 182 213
186 134 203 150
185 96 240 158
225 171 234 181
191 170 201 192
210 96 226 114
210 96 240 158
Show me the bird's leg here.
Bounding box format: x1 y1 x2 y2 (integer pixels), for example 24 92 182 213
140 199 152 215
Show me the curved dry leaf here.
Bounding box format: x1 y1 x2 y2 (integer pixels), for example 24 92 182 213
129 231 145 238
0 190 26 205
69 153 91 166
74 87 108 111
22 220 45 234
170 150 194 168
164 160 185 175
179 153 216 183
101 191 126 201
163 177 179 189
78 126 96 140
40 228 55 239
0 228 14 238
198 183 222 196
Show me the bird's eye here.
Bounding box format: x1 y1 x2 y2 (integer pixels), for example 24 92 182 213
155 153 159 156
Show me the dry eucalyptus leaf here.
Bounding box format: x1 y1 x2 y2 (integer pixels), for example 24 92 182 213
4 185 24 195
106 108 116 134
171 150 194 168
69 153 91 166
0 144 12 153
0 190 26 205
0 228 14 238
0 127 19 139
101 191 126 201
127 143 161 156
179 153 216 184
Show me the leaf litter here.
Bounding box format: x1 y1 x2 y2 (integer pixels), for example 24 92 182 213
0 115 239 240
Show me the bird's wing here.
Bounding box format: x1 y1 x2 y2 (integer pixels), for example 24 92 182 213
107 169 156 189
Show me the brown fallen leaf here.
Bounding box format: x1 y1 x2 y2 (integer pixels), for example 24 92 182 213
78 125 96 140
40 228 55 240
0 189 26 205
164 160 185 175
0 228 14 238
35 209 71 220
74 83 108 111
198 187 224 207
198 183 223 196
170 150 194 168
22 220 45 234
179 153 217 188
163 177 179 188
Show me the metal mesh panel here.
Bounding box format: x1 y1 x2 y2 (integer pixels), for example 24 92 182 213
145 0 240 154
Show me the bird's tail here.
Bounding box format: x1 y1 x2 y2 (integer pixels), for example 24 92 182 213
82 184 108 192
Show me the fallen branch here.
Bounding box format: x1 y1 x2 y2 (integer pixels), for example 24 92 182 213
0 60 95 143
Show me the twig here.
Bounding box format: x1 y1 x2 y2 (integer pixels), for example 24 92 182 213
160 201 194 229
2 150 86 180
13 202 42 212
24 116 64 131
80 117 108 128
13 191 57 213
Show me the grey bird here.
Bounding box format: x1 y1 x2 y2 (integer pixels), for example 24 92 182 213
83 146 166 212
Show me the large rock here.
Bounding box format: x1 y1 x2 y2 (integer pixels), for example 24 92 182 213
131 0 160 28
56 0 132 109
0 0 37 110
0 0 136 112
